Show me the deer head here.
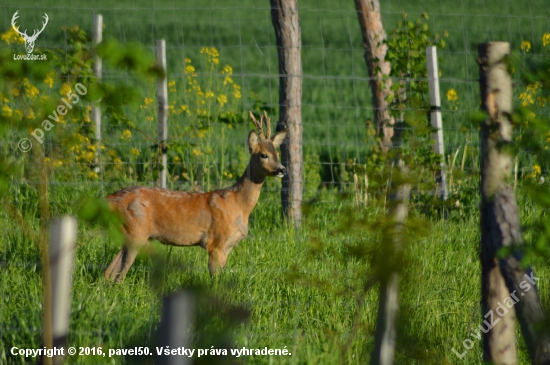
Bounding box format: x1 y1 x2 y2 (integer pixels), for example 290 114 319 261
248 111 287 178
11 11 49 54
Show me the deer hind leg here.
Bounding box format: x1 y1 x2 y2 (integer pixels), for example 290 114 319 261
105 236 148 282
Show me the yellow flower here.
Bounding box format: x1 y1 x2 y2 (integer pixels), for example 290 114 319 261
521 40 531 52
533 165 541 175
192 148 202 156
519 92 534 107
14 110 23 120
446 89 458 102
120 129 132 140
87 171 99 180
141 97 154 109
113 158 123 170
205 91 215 98
185 65 196 75
147 116 154 121
0 28 25 45
217 94 227 106
233 90 241 99
1 105 13 117
60 83 71 96
222 65 233 75
168 80 176 93
538 96 547 108
173 156 181 163
25 108 35 120
23 78 39 99
526 82 540 93
543 34 550 47
130 148 140 156
184 58 192 63
11 88 20 97
223 76 233 85
200 47 219 57
44 157 51 163
44 71 55 88
53 160 63 168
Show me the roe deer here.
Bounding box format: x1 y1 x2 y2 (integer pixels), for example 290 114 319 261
104 111 287 282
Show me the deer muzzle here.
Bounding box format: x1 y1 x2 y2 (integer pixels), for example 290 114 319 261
274 166 286 178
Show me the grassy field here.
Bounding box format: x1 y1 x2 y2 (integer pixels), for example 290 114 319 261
1 0 550 364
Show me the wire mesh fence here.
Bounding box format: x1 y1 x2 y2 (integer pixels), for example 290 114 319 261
1 0 550 363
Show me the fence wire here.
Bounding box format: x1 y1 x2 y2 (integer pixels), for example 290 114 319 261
1 0 549 362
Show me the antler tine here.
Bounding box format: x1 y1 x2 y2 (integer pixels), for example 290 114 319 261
262 111 271 139
11 11 27 37
248 111 265 139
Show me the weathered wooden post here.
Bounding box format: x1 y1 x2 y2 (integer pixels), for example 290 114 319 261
426 46 448 201
156 291 194 365
478 42 550 364
354 0 394 152
92 14 102 174
270 0 303 227
157 39 168 189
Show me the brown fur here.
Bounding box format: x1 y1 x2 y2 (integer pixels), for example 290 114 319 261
104 112 287 282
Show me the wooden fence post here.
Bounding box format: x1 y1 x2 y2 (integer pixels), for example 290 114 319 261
156 291 194 365
478 42 550 364
157 39 168 189
92 14 102 174
47 216 77 365
426 46 448 201
270 0 303 227
354 0 394 152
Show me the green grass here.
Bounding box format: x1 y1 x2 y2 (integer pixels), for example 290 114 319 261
2 0 550 364
1 182 549 364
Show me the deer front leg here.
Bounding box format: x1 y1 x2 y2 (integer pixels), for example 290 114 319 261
207 247 227 276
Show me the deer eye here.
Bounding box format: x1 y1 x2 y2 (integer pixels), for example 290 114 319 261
260 153 268 159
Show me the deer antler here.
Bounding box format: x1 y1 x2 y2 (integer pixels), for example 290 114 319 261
249 111 266 140
11 11 48 42
262 111 271 139
28 13 48 41
11 11 29 39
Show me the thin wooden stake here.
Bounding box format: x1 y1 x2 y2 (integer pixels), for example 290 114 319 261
157 39 168 189
156 291 194 365
47 217 77 365
92 14 102 174
426 46 448 201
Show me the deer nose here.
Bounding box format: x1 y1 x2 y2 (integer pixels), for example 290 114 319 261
274 166 286 177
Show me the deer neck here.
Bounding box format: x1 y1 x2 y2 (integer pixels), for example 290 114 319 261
231 164 266 217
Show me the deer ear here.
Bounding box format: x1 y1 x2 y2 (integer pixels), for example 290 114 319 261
271 130 287 148
248 130 260 153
